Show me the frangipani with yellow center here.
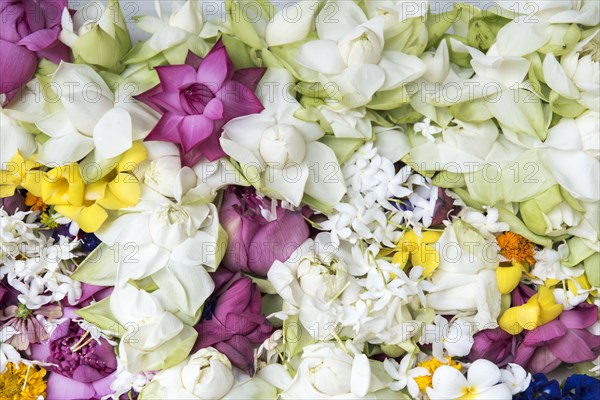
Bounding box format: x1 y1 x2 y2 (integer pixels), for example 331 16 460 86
426 359 512 400
392 229 442 277
57 142 147 232
499 286 564 335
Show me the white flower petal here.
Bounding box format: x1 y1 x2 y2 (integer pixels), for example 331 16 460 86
93 107 133 159
297 40 346 74
543 53 580 99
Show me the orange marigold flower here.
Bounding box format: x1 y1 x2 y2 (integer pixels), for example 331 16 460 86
24 192 47 212
497 232 536 265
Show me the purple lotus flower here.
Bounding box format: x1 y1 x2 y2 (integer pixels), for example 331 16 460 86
194 270 273 374
138 40 265 167
0 0 70 105
469 327 520 366
31 307 117 400
220 186 310 276
513 303 600 374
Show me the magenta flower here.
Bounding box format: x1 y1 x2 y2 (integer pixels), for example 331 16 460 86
31 307 117 400
0 0 70 105
513 303 600 374
0 303 61 350
469 327 520 366
194 270 273 374
220 186 310 276
138 40 265 167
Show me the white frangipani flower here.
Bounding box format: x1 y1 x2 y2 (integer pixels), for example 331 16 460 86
420 315 475 361
500 363 532 395
426 359 512 400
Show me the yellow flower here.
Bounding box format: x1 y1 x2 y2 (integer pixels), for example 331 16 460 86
497 232 536 265
499 286 563 335
56 142 147 233
393 230 442 277
41 163 84 206
0 362 47 400
414 357 461 392
0 151 43 198
496 262 524 294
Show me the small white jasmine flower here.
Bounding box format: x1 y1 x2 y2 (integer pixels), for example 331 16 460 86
461 207 510 239
384 355 427 397
414 118 442 143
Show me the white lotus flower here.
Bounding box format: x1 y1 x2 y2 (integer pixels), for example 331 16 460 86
141 348 235 399
95 185 223 322
221 69 345 208
296 0 426 107
537 111 600 201
426 359 512 400
267 232 354 340
426 221 502 329
35 62 158 165
279 342 387 399
543 31 599 111
493 1 599 56
265 0 321 46
110 284 198 373
133 0 219 56
409 118 500 173
425 39 530 106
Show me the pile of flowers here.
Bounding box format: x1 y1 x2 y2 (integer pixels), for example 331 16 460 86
1 0 598 399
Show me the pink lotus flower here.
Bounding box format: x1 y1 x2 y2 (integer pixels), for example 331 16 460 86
220 186 310 276
0 0 70 105
138 40 265 167
194 270 273 374
513 303 600 374
31 307 117 400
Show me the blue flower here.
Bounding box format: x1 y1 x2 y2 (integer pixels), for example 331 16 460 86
562 374 600 400
514 373 562 400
